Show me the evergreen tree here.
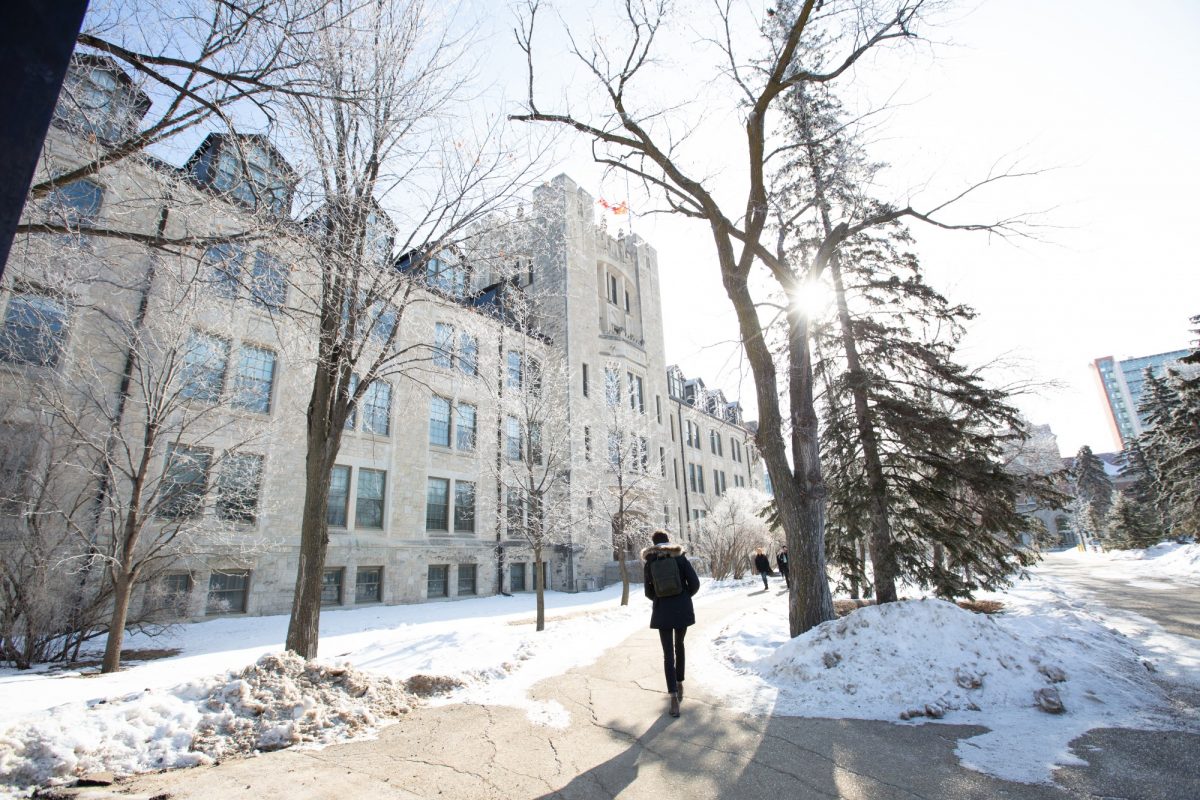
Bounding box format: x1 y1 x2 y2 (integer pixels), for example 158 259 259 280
1070 445 1113 543
774 82 1054 600
1159 371 1200 537
1106 492 1161 550
1181 313 1199 365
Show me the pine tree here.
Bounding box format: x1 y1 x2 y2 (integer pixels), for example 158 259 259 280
1070 445 1113 544
1181 313 1199 365
774 82 1054 600
1159 371 1200 537
1106 492 1161 550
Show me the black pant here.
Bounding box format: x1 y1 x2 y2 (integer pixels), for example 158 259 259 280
760 572 769 589
658 627 687 694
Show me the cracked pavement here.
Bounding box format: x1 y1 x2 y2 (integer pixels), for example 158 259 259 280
122 582 1200 799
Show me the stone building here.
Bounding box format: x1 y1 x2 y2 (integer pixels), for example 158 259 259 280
0 57 763 621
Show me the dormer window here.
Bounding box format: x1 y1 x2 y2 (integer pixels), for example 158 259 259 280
211 143 290 215
54 56 150 143
426 254 469 298
190 135 294 216
364 208 394 266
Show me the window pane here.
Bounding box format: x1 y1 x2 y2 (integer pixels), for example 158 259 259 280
433 323 453 368
216 453 263 523
321 568 344 606
510 563 526 592
249 250 287 310
429 396 451 447
356 468 385 529
49 179 103 227
355 567 382 603
604 368 619 405
363 380 391 435
206 570 249 615
507 351 522 389
344 374 359 430
232 345 275 413
454 481 476 533
458 564 477 595
426 477 449 531
327 465 350 527
0 293 69 367
455 403 476 451
505 416 521 460
427 564 448 597
158 444 211 519
203 244 243 299
180 331 229 402
457 333 477 376
370 301 397 344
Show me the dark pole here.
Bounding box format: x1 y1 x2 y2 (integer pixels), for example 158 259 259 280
0 1 88 282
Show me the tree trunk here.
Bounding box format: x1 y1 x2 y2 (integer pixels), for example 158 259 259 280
617 553 630 607
100 572 131 673
534 546 545 632
827 253 899 604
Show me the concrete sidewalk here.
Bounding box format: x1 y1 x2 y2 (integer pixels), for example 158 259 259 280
121 587 1200 800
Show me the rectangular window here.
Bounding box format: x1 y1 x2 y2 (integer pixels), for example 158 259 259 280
670 415 676 442
355 567 383 603
584 426 592 461
505 416 522 460
426 477 449 531
159 444 211 519
659 447 667 478
457 564 477 596
203 244 243 299
454 480 476 533
249 250 287 311
232 344 276 413
624 288 630 312
180 331 229 402
530 422 543 465
215 452 263 524
506 487 524 534
344 374 359 430
635 376 645 413
607 430 621 468
49 179 103 227
369 301 398 345
582 363 589 397
697 465 705 494
429 395 451 447
457 333 478 376
149 572 192 616
433 323 454 368
206 570 249 615
0 291 69 368
510 562 526 592
688 462 697 493
628 372 636 410
427 565 449 598
356 468 385 529
604 367 619 406
656 396 662 424
362 380 391 435
427 257 467 297
607 274 618 304
507 351 523 389
327 465 350 527
455 403 476 451
321 568 344 606
527 357 542 398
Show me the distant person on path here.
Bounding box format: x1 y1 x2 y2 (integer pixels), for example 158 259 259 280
753 547 772 590
776 546 790 589
643 529 701 718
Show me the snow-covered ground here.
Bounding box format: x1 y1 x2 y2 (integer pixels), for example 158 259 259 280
1 546 1198 792
1054 541 1200 586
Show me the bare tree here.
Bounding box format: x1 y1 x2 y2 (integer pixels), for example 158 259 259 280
278 0 543 657
694 487 772 580
512 0 1039 634
580 360 663 606
1 223 273 672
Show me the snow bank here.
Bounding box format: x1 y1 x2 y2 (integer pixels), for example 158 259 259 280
0 652 414 790
1053 542 1200 584
700 591 1189 784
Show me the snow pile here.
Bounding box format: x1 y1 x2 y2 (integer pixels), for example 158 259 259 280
701 594 1189 783
1102 542 1200 580
0 652 414 789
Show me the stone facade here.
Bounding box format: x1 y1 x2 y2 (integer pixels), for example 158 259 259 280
0 61 764 623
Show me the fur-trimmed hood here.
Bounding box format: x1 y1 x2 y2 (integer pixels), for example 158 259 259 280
641 543 684 561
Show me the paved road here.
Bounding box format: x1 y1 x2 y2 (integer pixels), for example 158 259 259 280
119 583 1200 800
1034 557 1200 639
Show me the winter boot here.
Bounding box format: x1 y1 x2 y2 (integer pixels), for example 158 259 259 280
676 681 684 702
669 692 680 717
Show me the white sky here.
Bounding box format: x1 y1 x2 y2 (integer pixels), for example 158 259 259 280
472 0 1199 457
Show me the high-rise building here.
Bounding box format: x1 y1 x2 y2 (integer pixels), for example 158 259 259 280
1093 350 1193 447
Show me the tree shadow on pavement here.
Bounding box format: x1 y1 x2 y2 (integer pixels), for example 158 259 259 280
535 715 675 799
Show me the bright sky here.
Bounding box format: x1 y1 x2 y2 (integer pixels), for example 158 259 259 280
474 0 1199 457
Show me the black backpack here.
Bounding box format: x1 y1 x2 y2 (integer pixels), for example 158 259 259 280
649 555 683 598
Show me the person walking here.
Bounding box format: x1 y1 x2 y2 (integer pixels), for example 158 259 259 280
776 546 790 589
753 547 772 590
643 529 701 718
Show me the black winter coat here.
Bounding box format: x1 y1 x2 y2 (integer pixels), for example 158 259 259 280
642 543 700 630
753 553 772 575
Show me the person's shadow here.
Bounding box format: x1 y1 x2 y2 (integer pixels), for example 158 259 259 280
535 715 673 799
